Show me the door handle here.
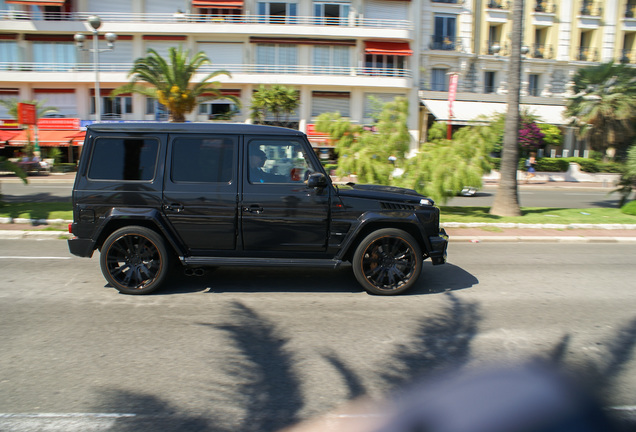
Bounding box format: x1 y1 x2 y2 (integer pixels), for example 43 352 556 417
164 203 184 213
243 205 264 214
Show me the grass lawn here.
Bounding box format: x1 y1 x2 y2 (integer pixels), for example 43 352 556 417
1 202 636 226
0 202 73 221
441 206 636 225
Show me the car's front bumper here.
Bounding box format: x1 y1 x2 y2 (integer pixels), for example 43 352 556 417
428 228 448 265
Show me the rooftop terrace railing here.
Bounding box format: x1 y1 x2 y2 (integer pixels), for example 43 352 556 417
0 11 412 30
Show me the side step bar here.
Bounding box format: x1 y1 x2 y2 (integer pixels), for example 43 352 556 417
181 256 343 269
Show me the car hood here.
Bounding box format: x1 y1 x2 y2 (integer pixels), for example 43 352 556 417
336 183 433 205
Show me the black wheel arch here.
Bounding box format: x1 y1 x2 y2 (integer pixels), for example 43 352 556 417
93 208 185 257
337 213 431 262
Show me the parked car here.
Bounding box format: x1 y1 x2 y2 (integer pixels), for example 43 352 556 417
68 123 448 295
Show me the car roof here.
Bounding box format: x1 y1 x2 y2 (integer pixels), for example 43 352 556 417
87 122 306 136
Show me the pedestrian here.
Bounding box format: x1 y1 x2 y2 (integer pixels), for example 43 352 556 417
525 153 536 183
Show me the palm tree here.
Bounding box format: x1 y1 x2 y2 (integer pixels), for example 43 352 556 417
112 47 236 122
566 62 636 157
490 0 524 217
250 85 300 127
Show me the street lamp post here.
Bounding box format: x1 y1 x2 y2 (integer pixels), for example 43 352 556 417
74 16 117 122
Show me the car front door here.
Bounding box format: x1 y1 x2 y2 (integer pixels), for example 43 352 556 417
241 137 330 254
163 134 239 253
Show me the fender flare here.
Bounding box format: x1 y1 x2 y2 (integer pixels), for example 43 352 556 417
93 207 187 256
335 211 430 261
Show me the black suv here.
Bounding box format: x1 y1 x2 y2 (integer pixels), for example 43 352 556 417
68 123 448 295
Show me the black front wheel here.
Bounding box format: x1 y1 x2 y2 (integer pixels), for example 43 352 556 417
100 226 170 295
352 229 423 295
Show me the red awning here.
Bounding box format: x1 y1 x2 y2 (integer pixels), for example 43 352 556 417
364 41 412 56
6 0 66 6
0 130 19 142
7 130 80 147
192 0 243 8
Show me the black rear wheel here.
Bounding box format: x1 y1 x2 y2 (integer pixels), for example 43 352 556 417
352 228 422 295
100 226 170 295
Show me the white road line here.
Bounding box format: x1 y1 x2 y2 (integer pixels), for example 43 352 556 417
607 406 636 412
0 413 136 418
0 256 71 260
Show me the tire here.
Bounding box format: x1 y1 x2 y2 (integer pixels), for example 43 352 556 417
100 226 170 295
352 228 423 295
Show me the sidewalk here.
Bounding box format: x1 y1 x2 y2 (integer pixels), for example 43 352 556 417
1 172 635 243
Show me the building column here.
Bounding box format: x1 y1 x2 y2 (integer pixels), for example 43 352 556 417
298 85 312 133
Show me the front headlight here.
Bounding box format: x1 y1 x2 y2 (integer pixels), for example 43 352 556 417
420 198 434 206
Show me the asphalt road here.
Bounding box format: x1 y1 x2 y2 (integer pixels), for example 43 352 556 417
2 240 636 431
0 180 624 208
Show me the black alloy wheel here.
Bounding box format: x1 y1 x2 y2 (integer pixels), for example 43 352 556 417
352 228 423 295
100 226 170 295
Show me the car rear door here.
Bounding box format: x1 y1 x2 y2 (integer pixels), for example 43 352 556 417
162 134 239 253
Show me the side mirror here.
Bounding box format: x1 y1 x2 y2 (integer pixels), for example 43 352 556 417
307 172 328 188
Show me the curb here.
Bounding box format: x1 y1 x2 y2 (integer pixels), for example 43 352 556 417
0 230 72 240
2 220 636 242
449 236 636 244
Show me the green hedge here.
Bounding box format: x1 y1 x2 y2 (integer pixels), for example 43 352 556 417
491 157 624 173
621 200 636 216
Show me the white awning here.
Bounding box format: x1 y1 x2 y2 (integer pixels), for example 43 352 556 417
422 100 568 125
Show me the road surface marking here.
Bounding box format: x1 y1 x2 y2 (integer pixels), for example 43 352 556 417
0 256 71 260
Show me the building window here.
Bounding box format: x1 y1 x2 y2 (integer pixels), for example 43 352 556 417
32 42 76 71
313 45 349 74
528 74 540 96
258 2 297 23
431 15 457 50
484 71 496 94
198 100 240 119
311 91 350 117
314 2 350 25
256 44 297 72
364 93 400 120
431 68 449 91
487 25 502 54
0 41 19 70
91 95 133 118
146 98 169 120
364 54 405 76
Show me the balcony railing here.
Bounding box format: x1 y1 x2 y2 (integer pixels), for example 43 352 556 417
0 10 412 30
534 0 557 13
530 44 554 59
0 62 412 78
483 40 508 55
429 36 464 51
625 4 636 18
577 47 599 61
580 2 602 17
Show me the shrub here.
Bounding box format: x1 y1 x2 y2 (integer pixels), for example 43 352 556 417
621 200 636 216
534 158 569 172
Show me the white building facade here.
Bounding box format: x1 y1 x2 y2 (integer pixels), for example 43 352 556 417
1 0 634 155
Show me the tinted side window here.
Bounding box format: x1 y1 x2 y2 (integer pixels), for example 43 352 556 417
88 137 159 181
171 137 235 183
248 139 318 184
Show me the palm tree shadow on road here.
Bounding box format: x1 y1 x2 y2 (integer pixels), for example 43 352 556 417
96 299 636 432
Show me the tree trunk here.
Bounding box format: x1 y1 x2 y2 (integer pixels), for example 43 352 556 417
170 112 186 123
490 0 524 217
